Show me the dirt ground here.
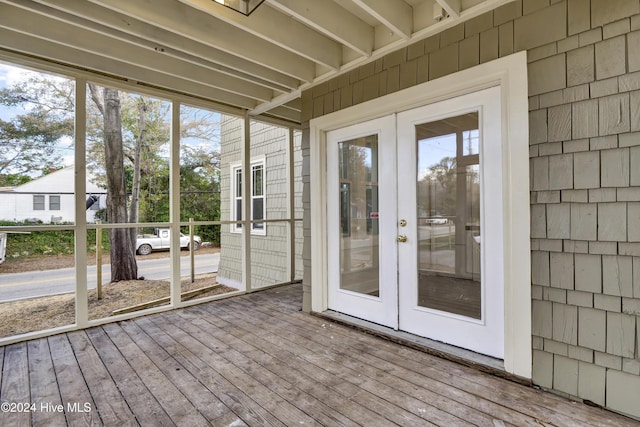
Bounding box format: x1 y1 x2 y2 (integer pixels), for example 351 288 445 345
0 247 237 338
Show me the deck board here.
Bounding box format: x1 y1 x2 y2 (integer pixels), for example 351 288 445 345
101 322 211 426
66 331 137 426
1 342 30 427
0 346 4 393
27 339 66 426
0 284 638 426
118 320 238 424
84 326 173 427
47 334 101 426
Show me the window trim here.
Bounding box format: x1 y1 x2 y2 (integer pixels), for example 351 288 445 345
230 156 266 235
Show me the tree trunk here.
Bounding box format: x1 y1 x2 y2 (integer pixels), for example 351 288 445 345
103 87 138 281
128 99 146 251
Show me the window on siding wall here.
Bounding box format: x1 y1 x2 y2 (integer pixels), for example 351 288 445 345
231 158 266 234
33 195 45 210
252 163 264 231
234 167 242 228
49 195 61 210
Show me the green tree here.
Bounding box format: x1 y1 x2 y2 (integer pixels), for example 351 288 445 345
180 145 221 244
0 173 31 187
0 75 74 176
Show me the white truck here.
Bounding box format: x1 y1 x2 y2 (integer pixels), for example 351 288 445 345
135 228 201 255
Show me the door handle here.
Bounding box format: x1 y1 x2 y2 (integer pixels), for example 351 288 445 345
397 235 407 243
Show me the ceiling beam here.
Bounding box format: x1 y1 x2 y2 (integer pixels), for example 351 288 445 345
435 0 461 18
251 90 301 117
0 29 259 110
267 0 374 57
179 0 342 70
260 105 300 122
30 0 300 91
0 3 276 101
351 0 413 39
91 0 316 82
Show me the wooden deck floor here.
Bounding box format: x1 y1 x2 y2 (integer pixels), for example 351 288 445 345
0 284 637 426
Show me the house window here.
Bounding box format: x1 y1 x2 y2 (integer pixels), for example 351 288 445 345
49 195 61 210
252 163 264 231
234 167 242 228
231 158 266 234
33 195 45 210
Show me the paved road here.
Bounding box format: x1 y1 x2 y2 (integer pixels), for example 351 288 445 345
0 252 220 302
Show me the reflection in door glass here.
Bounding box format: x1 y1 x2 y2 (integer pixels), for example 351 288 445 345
416 113 481 319
338 136 379 296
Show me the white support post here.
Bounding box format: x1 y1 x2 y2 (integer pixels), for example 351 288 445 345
287 127 295 282
74 78 89 328
241 111 252 291
170 100 182 306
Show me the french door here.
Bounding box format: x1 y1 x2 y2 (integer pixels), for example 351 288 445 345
397 86 504 358
326 86 504 358
326 115 398 327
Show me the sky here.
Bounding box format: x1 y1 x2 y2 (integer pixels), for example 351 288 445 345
0 62 26 121
0 62 36 86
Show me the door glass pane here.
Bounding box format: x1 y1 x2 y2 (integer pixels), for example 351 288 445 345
416 112 481 319
338 135 379 296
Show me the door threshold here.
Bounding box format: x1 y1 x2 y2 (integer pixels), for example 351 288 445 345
314 310 530 385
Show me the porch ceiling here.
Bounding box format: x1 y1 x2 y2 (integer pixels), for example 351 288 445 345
0 0 512 124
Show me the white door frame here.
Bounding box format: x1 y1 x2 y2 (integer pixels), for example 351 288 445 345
310 52 531 378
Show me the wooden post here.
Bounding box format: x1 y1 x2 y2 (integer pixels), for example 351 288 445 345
96 221 103 300
189 217 195 283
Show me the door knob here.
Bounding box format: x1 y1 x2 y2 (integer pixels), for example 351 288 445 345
399 219 407 227
397 234 407 243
